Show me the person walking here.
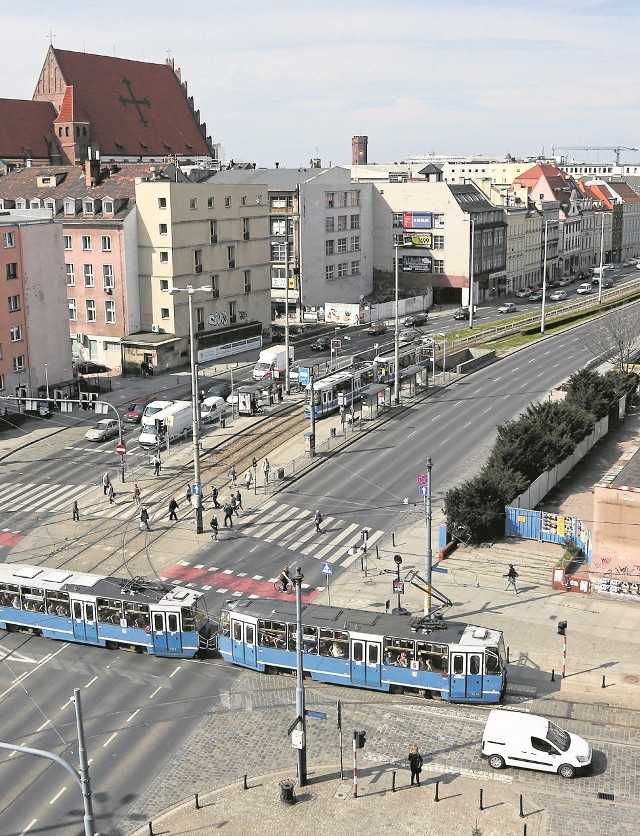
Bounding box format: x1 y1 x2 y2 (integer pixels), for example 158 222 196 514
140 505 151 531
153 453 161 476
230 494 238 518
186 484 192 504
228 466 237 487
244 469 253 491
168 498 179 521
408 744 423 786
210 515 219 541
262 457 270 486
223 502 234 528
313 509 323 533
211 485 221 508
108 482 116 505
72 500 80 521
235 489 243 515
102 472 110 495
504 564 519 593
132 484 141 506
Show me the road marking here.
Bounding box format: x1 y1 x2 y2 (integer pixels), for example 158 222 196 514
169 666 181 678
148 687 162 700
36 720 51 732
102 732 117 748
0 644 69 701
462 421 472 429
126 709 140 723
49 787 67 805
85 676 98 689
19 819 38 834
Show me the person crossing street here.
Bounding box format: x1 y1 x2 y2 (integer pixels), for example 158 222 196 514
210 515 219 540
168 497 179 521
235 489 243 515
223 501 234 528
102 472 111 495
153 453 162 476
313 509 323 533
504 564 519 593
211 486 221 508
140 506 151 531
132 484 141 505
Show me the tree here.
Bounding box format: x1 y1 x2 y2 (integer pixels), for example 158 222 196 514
581 306 640 372
444 467 524 544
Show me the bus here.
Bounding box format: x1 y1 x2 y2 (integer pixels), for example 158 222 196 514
218 598 507 704
0 562 214 657
304 362 376 419
374 345 428 384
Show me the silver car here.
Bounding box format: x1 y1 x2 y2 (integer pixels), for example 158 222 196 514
85 418 120 442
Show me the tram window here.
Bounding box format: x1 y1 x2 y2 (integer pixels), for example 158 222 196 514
153 613 164 632
469 655 481 675
383 636 415 666
258 619 286 648
46 590 70 617
353 642 363 662
73 601 83 620
246 624 255 645
367 644 379 665
453 655 464 675
220 611 230 637
85 603 95 622
98 597 122 625
303 626 317 654
181 607 196 632
233 621 242 642
319 629 349 657
124 602 150 629
0 583 19 607
485 650 500 674
167 613 179 633
21 586 45 613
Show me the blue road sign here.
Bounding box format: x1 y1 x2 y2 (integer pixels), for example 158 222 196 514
419 486 428 496
299 367 310 386
321 561 333 575
191 484 203 495
305 709 328 720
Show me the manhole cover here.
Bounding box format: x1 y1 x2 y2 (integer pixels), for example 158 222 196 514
624 675 639 684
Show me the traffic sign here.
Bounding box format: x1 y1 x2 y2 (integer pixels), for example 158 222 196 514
298 367 310 386
191 484 203 496
321 561 333 576
115 442 126 456
417 473 429 487
419 486 428 496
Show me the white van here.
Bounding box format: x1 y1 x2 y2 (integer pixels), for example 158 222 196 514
481 710 592 779
200 395 227 424
138 400 192 448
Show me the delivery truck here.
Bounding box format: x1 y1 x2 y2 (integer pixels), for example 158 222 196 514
138 400 192 448
252 344 294 381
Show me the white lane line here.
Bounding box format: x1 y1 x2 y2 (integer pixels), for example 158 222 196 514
102 732 117 749
49 787 67 805
126 709 140 723
462 421 472 429
36 720 51 732
85 676 98 689
169 666 181 678
0 644 69 701
148 687 162 700
19 819 38 834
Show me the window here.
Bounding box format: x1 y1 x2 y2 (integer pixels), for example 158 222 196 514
224 196 231 208
271 218 287 236
159 251 169 263
243 269 251 293
392 213 403 227
337 192 347 207
211 274 220 297
158 197 167 209
81 235 91 251
337 215 347 231
189 197 197 210
159 223 168 235
433 235 445 249
271 242 287 262
10 325 22 342
209 220 217 244
6 263 17 280
325 217 334 233
0 374 4 391
270 195 292 209
350 260 360 275
160 279 169 291
83 265 94 287
241 195 247 206
350 236 360 251
86 300 96 322
350 191 360 206
325 193 335 208
63 235 72 250
83 200 94 214
101 235 111 252
227 245 235 269
243 218 250 240
207 196 215 209
325 240 334 256
105 300 116 323
326 264 335 280
64 200 75 215
103 265 114 289
8 295 20 312
350 214 360 230
12 355 25 373
229 300 237 323
68 299 77 321
103 200 114 214
337 238 347 253
65 264 75 286
337 262 348 278
433 259 444 274
196 306 204 331
4 232 15 248
194 249 203 274
161 307 170 319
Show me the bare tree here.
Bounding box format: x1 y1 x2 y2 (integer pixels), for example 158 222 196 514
582 305 640 372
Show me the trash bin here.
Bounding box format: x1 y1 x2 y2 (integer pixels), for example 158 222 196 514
279 779 296 805
277 467 285 480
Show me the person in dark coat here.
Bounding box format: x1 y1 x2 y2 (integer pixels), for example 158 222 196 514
168 498 179 521
408 744 423 786
140 506 151 531
504 564 519 593
210 516 219 541
223 502 234 528
211 485 221 508
72 500 80 521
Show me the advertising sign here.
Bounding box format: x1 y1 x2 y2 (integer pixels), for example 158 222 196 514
408 234 433 248
402 212 433 230
402 255 432 273
324 302 363 326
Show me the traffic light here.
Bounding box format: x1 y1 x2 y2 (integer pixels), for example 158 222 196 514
252 457 258 469
557 620 567 636
354 730 367 749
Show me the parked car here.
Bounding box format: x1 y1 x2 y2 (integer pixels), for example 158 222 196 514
497 302 517 314
206 380 232 400
576 283 593 295
453 307 470 320
124 394 158 423
77 361 110 375
528 291 544 302
85 418 120 442
557 277 572 286
310 336 331 351
515 288 532 298
367 322 388 335
548 290 568 302
404 313 428 327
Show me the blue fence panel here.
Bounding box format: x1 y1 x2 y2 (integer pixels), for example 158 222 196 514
505 507 541 539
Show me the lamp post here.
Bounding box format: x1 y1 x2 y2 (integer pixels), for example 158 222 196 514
44 363 50 400
597 212 612 304
438 332 446 381
540 219 552 334
393 242 402 405
468 216 475 329
168 284 211 534
424 457 433 616
292 566 308 786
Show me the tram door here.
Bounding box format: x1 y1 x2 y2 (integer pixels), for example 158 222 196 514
151 611 182 655
71 599 99 644
449 651 483 700
350 639 382 688
230 618 257 668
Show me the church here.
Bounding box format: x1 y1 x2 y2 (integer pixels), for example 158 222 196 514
0 46 218 170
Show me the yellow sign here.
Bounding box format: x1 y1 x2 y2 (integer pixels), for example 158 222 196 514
410 234 433 248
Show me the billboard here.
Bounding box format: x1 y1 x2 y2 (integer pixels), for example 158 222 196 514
324 302 363 325
402 211 433 230
402 255 432 273
407 234 433 248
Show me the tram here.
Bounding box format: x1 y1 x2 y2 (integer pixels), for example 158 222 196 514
304 362 376 419
218 598 508 704
0 562 214 657
374 344 428 384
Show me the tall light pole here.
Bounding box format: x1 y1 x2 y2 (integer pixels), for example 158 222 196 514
424 457 433 616
540 219 550 334
438 332 447 381
168 284 211 534
293 566 307 785
44 363 50 400
284 232 291 395
597 212 612 304
393 242 401 405
468 216 475 329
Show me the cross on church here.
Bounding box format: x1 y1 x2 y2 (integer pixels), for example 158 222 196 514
118 76 151 127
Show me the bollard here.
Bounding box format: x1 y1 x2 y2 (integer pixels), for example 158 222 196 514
392 533 395 547
195 793 200 810
434 780 440 802
479 788 483 811
602 675 606 689
148 823 154 836
391 770 396 792
519 794 524 818
243 773 248 790
551 668 555 682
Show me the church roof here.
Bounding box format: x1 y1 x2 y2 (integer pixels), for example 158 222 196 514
47 48 212 158
0 99 58 160
54 85 89 124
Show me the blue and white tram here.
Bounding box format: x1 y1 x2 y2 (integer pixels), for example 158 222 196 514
0 562 214 657
374 344 428 384
304 362 376 419
218 598 508 704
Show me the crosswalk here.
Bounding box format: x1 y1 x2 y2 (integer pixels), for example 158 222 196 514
0 480 153 522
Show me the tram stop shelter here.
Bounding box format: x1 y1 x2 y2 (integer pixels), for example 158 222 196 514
401 363 430 397
359 383 390 421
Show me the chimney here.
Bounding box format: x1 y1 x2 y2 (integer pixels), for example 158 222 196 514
85 148 101 188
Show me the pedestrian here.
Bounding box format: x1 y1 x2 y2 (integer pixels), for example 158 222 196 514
210 515 219 541
262 457 270 485
168 498 179 521
140 505 151 531
153 453 161 476
211 485 221 508
132 483 141 505
277 384 283 402
408 744 423 786
313 509 323 533
244 469 253 490
186 484 192 504
228 465 237 487
235 489 243 515
223 502 234 528
108 482 116 505
102 472 110 495
230 494 238 517
72 500 80 521
504 564 519 593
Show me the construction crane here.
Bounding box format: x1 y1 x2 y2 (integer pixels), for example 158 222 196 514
552 145 638 166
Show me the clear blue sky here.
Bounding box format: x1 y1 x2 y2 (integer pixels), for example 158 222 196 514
4 0 640 167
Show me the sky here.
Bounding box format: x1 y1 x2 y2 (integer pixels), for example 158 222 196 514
3 0 640 168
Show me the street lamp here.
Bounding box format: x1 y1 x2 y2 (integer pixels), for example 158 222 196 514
44 363 50 400
438 332 447 381
292 566 308 786
597 212 613 304
468 216 476 329
168 284 211 534
393 242 408 405
540 219 556 335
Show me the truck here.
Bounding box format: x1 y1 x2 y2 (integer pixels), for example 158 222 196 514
138 400 192 448
252 344 294 381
